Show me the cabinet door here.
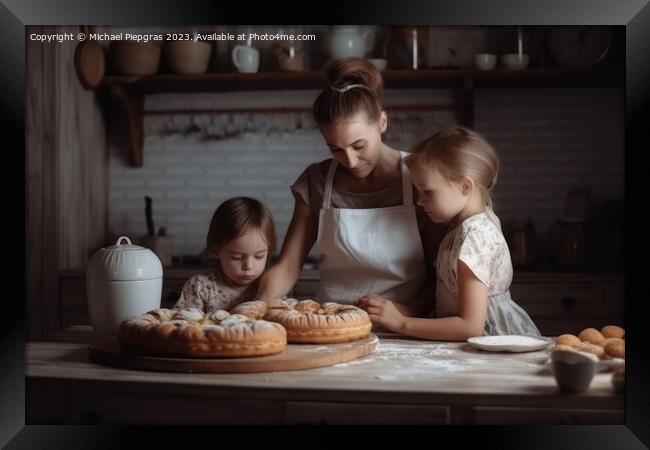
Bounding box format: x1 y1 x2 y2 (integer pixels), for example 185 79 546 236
70 392 283 424
284 401 450 424
510 281 623 335
472 406 623 424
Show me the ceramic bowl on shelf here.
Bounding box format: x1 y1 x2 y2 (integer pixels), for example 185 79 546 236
475 53 497 70
501 53 530 70
108 41 161 76
163 40 212 75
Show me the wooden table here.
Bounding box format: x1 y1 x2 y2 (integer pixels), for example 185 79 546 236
26 326 623 425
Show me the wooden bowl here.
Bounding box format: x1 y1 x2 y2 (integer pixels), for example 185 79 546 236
163 41 212 74
108 41 161 76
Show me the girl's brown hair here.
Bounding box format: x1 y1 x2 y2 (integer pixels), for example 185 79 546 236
204 197 276 260
313 57 384 125
405 126 500 207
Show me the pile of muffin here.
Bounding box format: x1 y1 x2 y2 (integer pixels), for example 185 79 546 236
553 325 625 392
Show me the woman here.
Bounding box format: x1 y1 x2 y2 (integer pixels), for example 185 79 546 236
257 58 446 315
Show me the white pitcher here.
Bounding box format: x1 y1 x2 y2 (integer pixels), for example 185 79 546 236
231 44 260 73
327 26 373 59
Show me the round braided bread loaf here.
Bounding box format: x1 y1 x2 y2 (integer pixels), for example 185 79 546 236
117 307 286 358
262 298 372 344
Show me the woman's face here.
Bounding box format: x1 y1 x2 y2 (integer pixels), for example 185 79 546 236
320 111 386 179
410 165 469 224
216 228 269 287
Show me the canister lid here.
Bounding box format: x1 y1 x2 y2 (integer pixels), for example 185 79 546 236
87 236 163 281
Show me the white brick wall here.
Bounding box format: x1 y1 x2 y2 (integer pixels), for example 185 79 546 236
108 87 624 260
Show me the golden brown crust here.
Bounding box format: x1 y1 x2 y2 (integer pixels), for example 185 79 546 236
553 344 576 352
264 299 372 344
578 328 606 345
556 334 582 347
604 339 625 359
601 325 625 339
575 341 605 359
230 300 268 320
118 307 287 358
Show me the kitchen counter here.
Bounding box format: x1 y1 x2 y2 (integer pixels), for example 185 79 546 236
26 326 623 424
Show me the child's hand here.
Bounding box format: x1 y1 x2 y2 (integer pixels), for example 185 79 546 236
356 294 406 333
266 298 282 308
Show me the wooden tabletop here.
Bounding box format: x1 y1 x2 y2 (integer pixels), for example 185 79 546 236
26 326 622 410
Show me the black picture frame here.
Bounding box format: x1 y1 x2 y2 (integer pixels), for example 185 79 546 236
4 0 648 446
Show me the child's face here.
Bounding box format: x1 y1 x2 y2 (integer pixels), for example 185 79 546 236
410 165 469 224
320 110 387 179
216 229 269 287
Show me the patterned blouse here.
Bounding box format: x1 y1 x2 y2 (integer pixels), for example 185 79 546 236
173 270 258 313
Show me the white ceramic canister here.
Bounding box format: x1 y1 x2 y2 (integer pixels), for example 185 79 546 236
86 236 163 337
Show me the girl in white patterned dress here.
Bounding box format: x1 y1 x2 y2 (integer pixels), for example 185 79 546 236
357 126 541 340
174 197 276 313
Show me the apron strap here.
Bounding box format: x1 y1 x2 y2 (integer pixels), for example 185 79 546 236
322 159 338 209
400 151 413 206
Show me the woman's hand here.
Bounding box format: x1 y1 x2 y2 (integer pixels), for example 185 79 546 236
356 294 406 333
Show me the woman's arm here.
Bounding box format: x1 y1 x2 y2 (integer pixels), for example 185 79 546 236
360 261 488 341
257 196 318 304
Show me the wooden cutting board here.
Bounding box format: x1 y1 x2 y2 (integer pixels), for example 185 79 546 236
88 334 378 373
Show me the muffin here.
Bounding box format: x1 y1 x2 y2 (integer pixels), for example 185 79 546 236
601 325 625 339
578 328 606 345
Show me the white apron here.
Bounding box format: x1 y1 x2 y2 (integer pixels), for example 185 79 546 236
315 151 426 304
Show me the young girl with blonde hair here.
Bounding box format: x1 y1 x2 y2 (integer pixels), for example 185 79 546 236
357 126 541 340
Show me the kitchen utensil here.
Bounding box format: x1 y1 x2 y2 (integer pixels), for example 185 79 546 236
145 196 155 236
467 335 553 353
231 44 260 73
475 53 497 70
551 349 598 393
555 217 586 269
501 53 530 69
510 218 537 268
89 333 378 373
86 236 163 337
139 231 174 267
163 40 212 74
74 40 105 89
274 44 305 72
108 41 161 76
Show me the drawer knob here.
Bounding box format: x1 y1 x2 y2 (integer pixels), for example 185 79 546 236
561 296 577 309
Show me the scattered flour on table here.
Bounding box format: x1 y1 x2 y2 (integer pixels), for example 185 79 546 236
314 340 540 381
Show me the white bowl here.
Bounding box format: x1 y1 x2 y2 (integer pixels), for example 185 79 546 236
367 58 387 71
551 350 598 393
501 53 530 70
475 53 497 70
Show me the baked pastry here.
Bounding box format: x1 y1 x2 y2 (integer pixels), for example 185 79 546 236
574 341 605 359
578 328 606 345
553 344 576 352
556 334 581 347
601 325 625 339
264 298 372 344
604 339 625 359
230 300 268 320
598 337 624 348
118 307 287 358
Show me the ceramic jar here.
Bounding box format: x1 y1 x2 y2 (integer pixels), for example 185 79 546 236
86 236 163 337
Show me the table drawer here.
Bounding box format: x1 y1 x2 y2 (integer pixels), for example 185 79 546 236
70 392 282 424
472 406 623 424
284 401 450 424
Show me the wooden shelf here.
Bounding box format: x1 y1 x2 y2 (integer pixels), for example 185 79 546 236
101 67 624 167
